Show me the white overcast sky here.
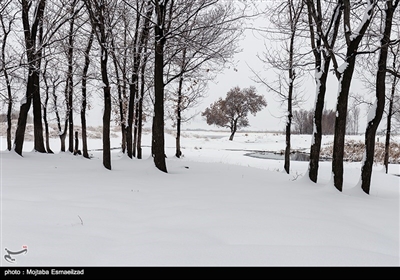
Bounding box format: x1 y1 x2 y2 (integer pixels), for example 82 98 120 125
184 27 369 133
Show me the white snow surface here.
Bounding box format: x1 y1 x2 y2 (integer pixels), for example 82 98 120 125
1 131 399 266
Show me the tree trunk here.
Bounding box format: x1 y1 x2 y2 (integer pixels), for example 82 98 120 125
52 81 68 152
1 20 12 151
6 94 12 151
361 1 396 194
42 73 53 154
284 115 291 174
175 74 184 158
111 37 126 154
384 77 396 173
309 60 330 182
32 12 46 154
229 130 235 141
14 97 31 155
15 0 46 155
176 104 182 157
15 69 46 154
59 129 67 152
284 54 295 174
127 76 137 159
101 49 112 170
306 0 342 182
42 59 52 153
73 131 80 155
126 6 141 159
32 69 46 153
332 0 375 192
136 5 153 160
153 43 168 172
152 5 167 172
81 107 89 158
229 118 238 141
67 3 75 154
81 28 94 159
332 57 356 192
137 51 149 160
133 100 139 157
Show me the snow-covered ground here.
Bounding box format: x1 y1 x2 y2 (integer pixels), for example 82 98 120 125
1 131 399 266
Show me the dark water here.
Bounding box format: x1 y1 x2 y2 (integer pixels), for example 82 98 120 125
244 151 327 162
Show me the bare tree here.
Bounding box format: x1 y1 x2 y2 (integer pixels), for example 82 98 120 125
85 0 115 170
14 0 47 155
254 0 306 174
163 1 242 158
384 42 400 173
81 26 95 159
346 97 360 135
361 0 400 194
292 109 313 134
202 86 267 141
0 0 17 151
41 57 54 153
306 0 342 182
330 0 376 192
151 0 170 172
13 0 74 155
132 2 153 159
65 0 81 154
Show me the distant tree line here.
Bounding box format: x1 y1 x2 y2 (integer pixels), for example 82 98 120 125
292 105 361 136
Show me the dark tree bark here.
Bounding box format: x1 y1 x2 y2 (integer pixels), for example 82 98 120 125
137 44 150 160
384 65 399 174
283 1 298 175
6 82 12 151
133 94 139 158
53 80 68 152
307 0 341 182
110 37 126 154
361 0 399 194
81 27 94 159
175 73 184 157
14 0 47 155
126 2 141 159
175 47 187 157
284 65 294 174
85 0 112 170
67 1 76 154
101 54 112 170
332 0 375 192
127 2 153 159
229 118 238 141
384 79 396 173
42 61 53 154
333 57 357 191
73 131 81 155
152 1 168 172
